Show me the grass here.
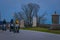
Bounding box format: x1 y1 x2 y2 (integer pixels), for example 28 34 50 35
20 27 60 34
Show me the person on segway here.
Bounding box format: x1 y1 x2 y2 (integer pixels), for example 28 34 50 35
2 19 7 31
0 21 3 30
10 19 14 32
14 20 20 33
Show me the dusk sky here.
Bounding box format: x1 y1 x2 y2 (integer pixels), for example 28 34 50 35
0 0 60 24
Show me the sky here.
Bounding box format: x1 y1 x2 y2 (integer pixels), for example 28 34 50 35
0 0 60 24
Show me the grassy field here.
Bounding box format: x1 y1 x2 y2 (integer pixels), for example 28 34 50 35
21 27 60 34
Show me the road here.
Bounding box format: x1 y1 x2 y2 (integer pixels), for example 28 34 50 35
0 30 60 40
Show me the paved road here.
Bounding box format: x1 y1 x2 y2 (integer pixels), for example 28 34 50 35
0 30 60 40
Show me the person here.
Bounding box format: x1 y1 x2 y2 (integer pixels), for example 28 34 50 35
0 21 3 30
10 19 14 32
14 20 20 33
2 19 7 31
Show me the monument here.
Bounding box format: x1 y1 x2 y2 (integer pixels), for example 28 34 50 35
52 11 59 24
50 11 60 30
32 16 37 27
20 20 25 28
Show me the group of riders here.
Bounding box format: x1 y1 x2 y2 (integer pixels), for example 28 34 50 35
0 19 20 33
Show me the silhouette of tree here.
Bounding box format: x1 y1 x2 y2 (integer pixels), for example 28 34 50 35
10 19 14 24
14 3 48 27
3 19 6 24
20 3 40 27
38 11 48 24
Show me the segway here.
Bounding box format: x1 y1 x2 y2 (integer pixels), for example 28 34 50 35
14 24 19 33
10 24 14 32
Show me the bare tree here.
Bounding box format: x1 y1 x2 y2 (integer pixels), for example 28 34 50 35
14 3 48 27
38 11 48 24
20 3 40 27
13 12 20 23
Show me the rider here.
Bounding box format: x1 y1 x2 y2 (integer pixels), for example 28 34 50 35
2 19 7 31
10 19 14 32
14 20 20 33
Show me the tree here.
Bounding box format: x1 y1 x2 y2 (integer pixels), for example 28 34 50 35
20 3 40 27
13 3 40 27
14 3 48 27
3 19 6 24
10 19 14 24
13 12 20 24
38 11 48 24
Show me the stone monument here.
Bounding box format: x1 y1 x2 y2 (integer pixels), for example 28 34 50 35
50 11 60 30
20 20 25 28
32 16 37 27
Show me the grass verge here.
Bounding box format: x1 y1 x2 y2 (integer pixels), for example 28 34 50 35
20 27 60 34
